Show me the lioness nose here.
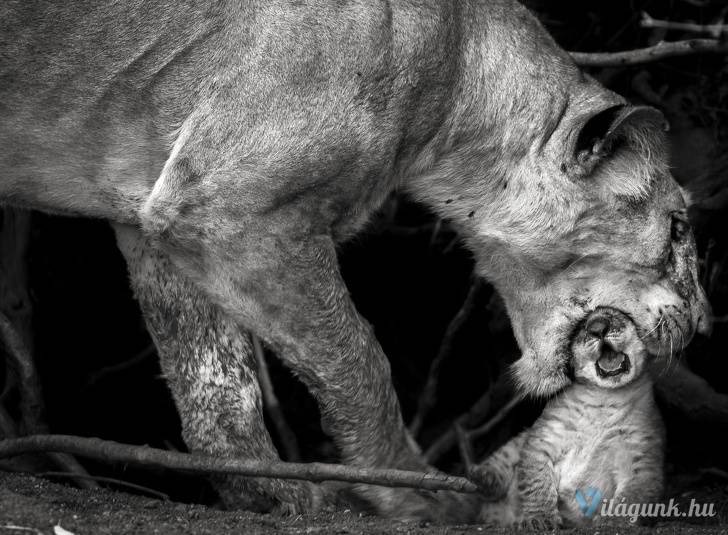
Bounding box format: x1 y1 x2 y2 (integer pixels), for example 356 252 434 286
586 315 610 339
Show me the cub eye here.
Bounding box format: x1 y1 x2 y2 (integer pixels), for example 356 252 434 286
671 213 690 242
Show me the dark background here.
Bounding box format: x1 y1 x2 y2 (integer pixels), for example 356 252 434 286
1 0 727 507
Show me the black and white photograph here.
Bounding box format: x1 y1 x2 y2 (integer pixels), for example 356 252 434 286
1 1 727 533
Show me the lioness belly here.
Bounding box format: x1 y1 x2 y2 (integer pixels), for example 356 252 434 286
0 110 165 221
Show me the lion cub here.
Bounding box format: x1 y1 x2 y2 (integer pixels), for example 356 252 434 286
474 309 664 528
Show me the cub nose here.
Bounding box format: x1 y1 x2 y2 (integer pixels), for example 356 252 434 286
586 314 610 339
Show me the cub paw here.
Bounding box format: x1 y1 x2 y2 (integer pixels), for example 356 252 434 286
467 464 509 500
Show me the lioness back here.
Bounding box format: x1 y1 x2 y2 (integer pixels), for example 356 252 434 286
0 1 465 232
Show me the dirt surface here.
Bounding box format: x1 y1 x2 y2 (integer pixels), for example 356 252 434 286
1 472 727 535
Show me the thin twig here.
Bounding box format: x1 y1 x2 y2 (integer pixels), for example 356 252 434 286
37 471 170 501
44 453 99 491
85 345 156 387
0 435 480 493
641 12 728 38
570 39 728 67
251 335 301 462
424 373 515 464
469 396 523 440
0 209 33 345
424 389 495 465
0 525 43 535
454 423 474 470
699 467 728 481
0 211 98 491
0 312 44 435
0 403 18 438
409 279 482 437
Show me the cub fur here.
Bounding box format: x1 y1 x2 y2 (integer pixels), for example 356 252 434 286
474 308 664 528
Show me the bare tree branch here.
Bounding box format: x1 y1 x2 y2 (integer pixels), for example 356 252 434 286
409 279 482 437
251 334 301 462
454 422 474 470
641 12 728 38
0 315 100 492
0 208 98 491
468 396 523 440
85 344 156 387
0 403 18 438
0 312 45 435
0 434 480 493
424 374 515 464
0 209 33 346
570 39 728 67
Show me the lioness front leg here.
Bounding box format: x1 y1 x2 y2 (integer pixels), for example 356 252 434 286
139 199 477 520
113 224 320 514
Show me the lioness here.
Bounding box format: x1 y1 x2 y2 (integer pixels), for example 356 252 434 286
0 0 710 521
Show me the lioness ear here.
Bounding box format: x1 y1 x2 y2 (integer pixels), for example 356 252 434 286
568 105 668 177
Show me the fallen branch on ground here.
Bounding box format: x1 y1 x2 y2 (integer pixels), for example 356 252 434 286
570 39 728 67
0 434 479 494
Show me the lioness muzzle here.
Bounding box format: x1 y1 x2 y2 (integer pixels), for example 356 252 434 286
0 0 710 521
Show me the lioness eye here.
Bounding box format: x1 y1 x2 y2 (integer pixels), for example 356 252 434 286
671 213 690 242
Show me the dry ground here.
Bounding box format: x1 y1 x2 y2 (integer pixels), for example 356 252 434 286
1 472 727 535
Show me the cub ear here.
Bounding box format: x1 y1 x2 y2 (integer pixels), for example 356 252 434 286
567 105 668 177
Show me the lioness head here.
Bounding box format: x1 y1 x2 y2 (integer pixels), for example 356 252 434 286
401 8 711 398
478 97 711 397
409 86 711 396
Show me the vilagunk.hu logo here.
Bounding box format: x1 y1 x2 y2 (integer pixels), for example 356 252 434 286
575 487 716 523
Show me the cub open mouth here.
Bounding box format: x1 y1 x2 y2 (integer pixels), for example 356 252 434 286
595 349 631 378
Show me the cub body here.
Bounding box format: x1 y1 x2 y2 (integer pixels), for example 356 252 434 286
476 310 664 527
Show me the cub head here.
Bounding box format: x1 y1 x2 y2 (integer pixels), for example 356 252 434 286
570 308 649 389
